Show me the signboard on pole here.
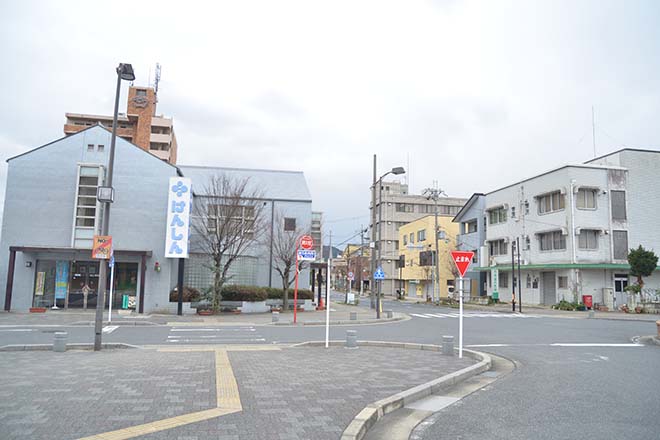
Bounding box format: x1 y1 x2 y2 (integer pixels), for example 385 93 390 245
300 235 314 250
165 177 192 258
450 251 474 278
347 271 354 281
450 251 474 361
374 267 385 280
297 249 316 261
92 235 112 259
491 268 499 300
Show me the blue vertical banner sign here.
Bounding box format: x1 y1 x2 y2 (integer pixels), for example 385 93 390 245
165 177 192 258
55 261 69 299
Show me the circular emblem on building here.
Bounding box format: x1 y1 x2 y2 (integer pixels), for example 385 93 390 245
132 95 149 108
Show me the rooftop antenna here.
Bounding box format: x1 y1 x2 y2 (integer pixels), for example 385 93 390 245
592 105 596 157
154 63 162 104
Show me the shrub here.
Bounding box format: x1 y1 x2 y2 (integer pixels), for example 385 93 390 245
169 286 202 303
220 285 268 302
264 287 314 300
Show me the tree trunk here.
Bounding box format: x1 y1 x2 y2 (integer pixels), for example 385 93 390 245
282 269 290 311
213 257 222 312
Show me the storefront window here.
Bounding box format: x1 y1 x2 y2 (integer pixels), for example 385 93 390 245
32 260 139 310
33 260 57 308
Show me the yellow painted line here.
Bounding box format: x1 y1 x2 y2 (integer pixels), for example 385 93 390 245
77 348 246 440
76 408 238 440
215 349 242 410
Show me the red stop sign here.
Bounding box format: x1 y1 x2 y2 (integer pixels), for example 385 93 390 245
300 235 314 250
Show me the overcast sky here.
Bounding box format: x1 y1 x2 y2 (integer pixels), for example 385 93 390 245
1 0 659 245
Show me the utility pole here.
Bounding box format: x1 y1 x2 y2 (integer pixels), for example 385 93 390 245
360 225 365 297
325 230 332 348
511 239 516 312
370 155 377 309
517 236 522 313
423 186 443 303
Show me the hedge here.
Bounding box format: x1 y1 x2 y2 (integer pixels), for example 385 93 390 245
169 286 201 303
220 285 268 302
265 287 314 300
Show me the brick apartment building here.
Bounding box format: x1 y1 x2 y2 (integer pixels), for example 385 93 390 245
63 86 178 164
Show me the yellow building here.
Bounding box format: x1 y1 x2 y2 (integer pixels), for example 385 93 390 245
398 215 460 300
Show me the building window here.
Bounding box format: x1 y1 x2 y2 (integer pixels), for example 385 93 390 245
472 250 478 263
136 89 147 96
511 206 516 218
284 218 296 232
538 231 566 251
488 239 507 256
87 144 94 151
73 165 102 248
466 220 477 233
403 235 408 246
537 191 565 214
613 230 628 260
524 200 530 215
206 205 256 237
578 230 599 249
611 191 627 220
576 188 597 209
499 272 508 288
558 276 568 289
524 236 531 250
396 203 414 213
409 232 414 244
97 144 104 152
488 207 507 225
417 230 426 241
526 274 531 288
418 204 433 213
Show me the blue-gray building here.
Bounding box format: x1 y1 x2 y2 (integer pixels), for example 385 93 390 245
452 193 487 297
1 125 312 313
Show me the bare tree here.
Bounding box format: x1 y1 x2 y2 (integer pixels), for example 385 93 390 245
269 212 309 311
192 174 266 312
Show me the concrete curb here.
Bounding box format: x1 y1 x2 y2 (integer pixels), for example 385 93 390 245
0 342 142 351
633 335 660 346
291 340 491 440
70 320 160 326
270 314 408 326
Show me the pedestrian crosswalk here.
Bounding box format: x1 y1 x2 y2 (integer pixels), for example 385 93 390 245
410 312 540 319
166 326 267 344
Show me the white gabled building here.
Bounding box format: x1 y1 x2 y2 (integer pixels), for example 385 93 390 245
475 148 660 309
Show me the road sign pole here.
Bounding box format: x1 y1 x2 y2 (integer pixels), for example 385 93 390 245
108 260 114 323
459 275 463 358
294 243 299 324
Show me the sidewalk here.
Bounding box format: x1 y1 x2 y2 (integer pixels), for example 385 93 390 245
0 343 476 440
0 301 405 327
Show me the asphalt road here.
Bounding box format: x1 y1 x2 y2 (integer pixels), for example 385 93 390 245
2 294 658 439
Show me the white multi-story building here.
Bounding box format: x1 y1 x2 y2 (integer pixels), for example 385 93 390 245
472 148 660 309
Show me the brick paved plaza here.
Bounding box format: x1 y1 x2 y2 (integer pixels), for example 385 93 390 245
0 345 473 440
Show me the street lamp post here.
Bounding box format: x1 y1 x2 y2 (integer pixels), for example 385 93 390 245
373 163 405 319
94 63 135 351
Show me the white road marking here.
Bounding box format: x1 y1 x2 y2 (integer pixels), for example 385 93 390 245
0 329 34 332
167 338 266 343
550 343 643 347
466 344 511 347
102 326 119 334
170 328 256 332
411 312 541 319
